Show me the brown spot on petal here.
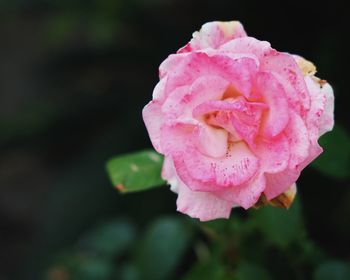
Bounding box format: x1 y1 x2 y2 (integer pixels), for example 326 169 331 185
311 77 328 88
318 79 327 88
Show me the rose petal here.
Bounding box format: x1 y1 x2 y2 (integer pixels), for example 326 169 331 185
160 122 218 192
142 100 164 153
162 157 233 220
318 82 334 136
285 111 310 169
196 126 228 158
178 21 247 53
173 155 216 191
161 85 191 118
299 143 323 171
261 51 310 112
162 75 230 120
254 134 290 174
305 76 334 138
304 76 326 140
161 157 179 193
152 77 167 101
176 181 232 221
255 71 289 138
264 169 300 200
219 36 271 60
193 98 267 147
161 120 259 191
160 52 257 97
160 121 195 156
215 174 266 209
181 141 260 189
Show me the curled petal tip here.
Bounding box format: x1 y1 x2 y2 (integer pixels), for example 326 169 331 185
294 55 317 76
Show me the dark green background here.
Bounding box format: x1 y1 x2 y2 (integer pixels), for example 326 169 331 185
0 0 349 279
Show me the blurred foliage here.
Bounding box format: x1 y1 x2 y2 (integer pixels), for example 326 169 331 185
235 262 272 280
134 217 193 280
44 197 347 279
78 218 136 259
250 199 305 248
45 217 193 280
311 125 350 179
0 0 349 279
314 261 350 280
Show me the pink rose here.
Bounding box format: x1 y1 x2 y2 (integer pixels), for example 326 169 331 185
143 21 334 221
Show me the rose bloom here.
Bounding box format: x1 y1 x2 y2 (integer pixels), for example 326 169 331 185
143 21 334 221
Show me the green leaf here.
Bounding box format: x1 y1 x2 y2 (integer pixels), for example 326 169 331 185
79 218 136 258
182 261 227 280
75 257 113 280
249 198 304 248
106 149 165 193
311 124 350 179
47 253 113 280
235 262 272 280
135 217 193 280
314 261 350 280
